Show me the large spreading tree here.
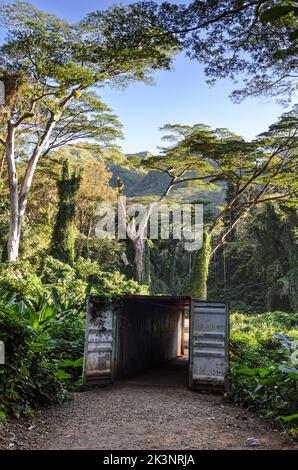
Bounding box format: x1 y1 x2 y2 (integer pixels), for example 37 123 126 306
141 106 298 298
0 1 179 261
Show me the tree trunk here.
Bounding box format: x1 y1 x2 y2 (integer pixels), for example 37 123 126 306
132 236 145 284
6 121 19 261
0 150 5 179
181 230 212 300
121 197 157 285
4 84 82 262
5 113 58 261
17 113 58 240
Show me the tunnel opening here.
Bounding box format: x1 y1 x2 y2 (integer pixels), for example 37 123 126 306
114 296 190 387
83 296 229 391
84 295 190 388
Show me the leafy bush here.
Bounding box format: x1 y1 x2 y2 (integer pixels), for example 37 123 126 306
0 261 42 299
75 257 149 296
75 237 124 272
229 311 298 432
41 256 76 284
45 314 85 386
18 289 85 330
75 257 101 282
42 256 148 299
41 256 89 304
0 285 86 419
0 305 69 418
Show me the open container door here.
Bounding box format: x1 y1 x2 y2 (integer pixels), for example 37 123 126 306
189 300 229 391
83 298 116 385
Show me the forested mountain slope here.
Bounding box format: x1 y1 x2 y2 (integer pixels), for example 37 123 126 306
109 151 226 207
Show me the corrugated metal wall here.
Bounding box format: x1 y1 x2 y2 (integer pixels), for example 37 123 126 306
83 299 115 385
189 300 229 390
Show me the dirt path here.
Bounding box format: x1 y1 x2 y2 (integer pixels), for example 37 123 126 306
0 358 296 450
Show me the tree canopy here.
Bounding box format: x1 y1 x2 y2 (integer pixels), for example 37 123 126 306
144 105 298 251
153 0 298 102
0 0 179 260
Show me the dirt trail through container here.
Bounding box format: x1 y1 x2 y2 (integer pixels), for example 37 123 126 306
0 357 296 450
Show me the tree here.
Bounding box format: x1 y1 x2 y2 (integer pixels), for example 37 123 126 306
208 203 298 312
76 158 117 240
50 160 81 265
6 147 119 265
142 107 297 299
117 176 178 284
0 1 179 261
152 0 298 101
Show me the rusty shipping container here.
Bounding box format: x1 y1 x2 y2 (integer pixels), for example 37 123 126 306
83 295 229 390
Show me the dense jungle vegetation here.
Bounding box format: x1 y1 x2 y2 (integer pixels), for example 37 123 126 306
0 0 297 437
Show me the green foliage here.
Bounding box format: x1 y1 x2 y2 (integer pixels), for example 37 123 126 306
50 160 81 265
229 312 298 427
75 258 149 297
208 203 298 312
75 257 101 282
182 231 212 300
0 261 42 298
40 256 88 306
170 0 298 101
149 239 190 295
41 311 85 388
2 0 296 105
0 305 68 417
42 256 76 284
0 286 85 418
98 271 148 297
42 255 148 298
76 236 124 272
18 290 85 330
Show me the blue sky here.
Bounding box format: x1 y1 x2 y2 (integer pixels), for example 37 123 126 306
1 0 290 154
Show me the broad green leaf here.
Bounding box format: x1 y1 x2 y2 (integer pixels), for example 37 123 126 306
237 366 270 377
54 370 72 380
281 413 298 422
73 357 84 367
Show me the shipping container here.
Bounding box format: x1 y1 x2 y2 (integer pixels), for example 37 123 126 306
83 295 229 391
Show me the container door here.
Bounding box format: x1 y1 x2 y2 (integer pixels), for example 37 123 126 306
189 300 229 390
83 299 115 385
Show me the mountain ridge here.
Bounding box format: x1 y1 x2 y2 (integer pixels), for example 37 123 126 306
108 151 225 208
